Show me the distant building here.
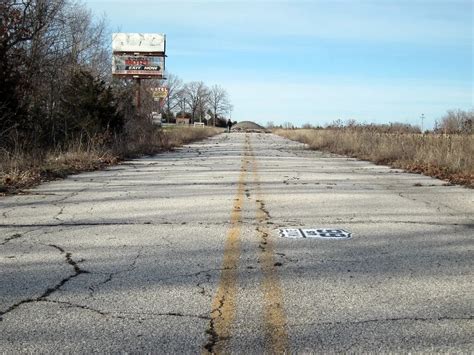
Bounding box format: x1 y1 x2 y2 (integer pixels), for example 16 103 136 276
176 117 189 125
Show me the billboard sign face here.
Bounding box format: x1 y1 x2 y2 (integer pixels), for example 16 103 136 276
112 55 164 77
112 33 165 53
112 33 166 78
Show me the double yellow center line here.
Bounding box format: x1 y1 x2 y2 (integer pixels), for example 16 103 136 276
204 134 288 354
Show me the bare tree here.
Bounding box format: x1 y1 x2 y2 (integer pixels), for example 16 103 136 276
61 3 110 79
183 81 209 123
163 73 183 122
175 87 188 118
437 109 474 134
208 84 231 126
283 122 294 129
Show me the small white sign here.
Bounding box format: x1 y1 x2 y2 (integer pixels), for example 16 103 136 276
279 228 352 239
152 113 162 125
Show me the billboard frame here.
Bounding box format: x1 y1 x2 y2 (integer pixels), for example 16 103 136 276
112 33 166 80
112 33 167 111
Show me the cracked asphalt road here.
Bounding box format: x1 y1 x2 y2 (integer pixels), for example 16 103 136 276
1 132 473 353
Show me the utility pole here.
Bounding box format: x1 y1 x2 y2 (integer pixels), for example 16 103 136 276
421 113 425 133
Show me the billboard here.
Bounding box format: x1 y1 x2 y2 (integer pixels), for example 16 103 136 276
112 55 164 77
112 33 166 78
112 33 165 53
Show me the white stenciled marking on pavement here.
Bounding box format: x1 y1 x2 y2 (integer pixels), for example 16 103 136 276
279 228 352 239
279 228 304 239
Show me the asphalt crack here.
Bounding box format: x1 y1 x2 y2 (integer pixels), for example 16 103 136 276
396 191 472 220
88 248 143 297
275 252 299 264
204 295 226 354
2 207 15 218
196 272 213 298
163 268 232 282
39 300 210 322
47 244 88 276
256 199 271 220
42 299 108 316
0 233 23 245
0 244 89 320
54 206 65 222
121 310 210 321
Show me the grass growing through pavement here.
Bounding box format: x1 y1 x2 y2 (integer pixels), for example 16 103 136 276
275 129 473 187
0 126 222 195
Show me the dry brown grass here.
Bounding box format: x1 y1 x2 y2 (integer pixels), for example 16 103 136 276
0 126 221 194
161 126 223 149
275 129 474 187
0 144 118 193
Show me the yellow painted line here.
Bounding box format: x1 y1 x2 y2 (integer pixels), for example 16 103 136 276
204 135 250 354
204 134 289 354
248 137 289 354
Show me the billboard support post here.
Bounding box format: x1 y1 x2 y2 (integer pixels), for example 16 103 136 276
112 33 166 117
135 78 141 113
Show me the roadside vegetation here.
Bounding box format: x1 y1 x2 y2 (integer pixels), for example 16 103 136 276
0 126 222 194
275 110 473 187
0 1 228 194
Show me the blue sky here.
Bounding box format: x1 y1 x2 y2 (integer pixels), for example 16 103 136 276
85 0 473 128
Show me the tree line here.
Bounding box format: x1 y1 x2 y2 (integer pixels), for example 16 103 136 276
271 109 473 134
0 0 232 154
142 75 233 127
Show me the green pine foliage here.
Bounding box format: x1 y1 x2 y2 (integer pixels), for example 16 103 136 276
59 70 124 143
